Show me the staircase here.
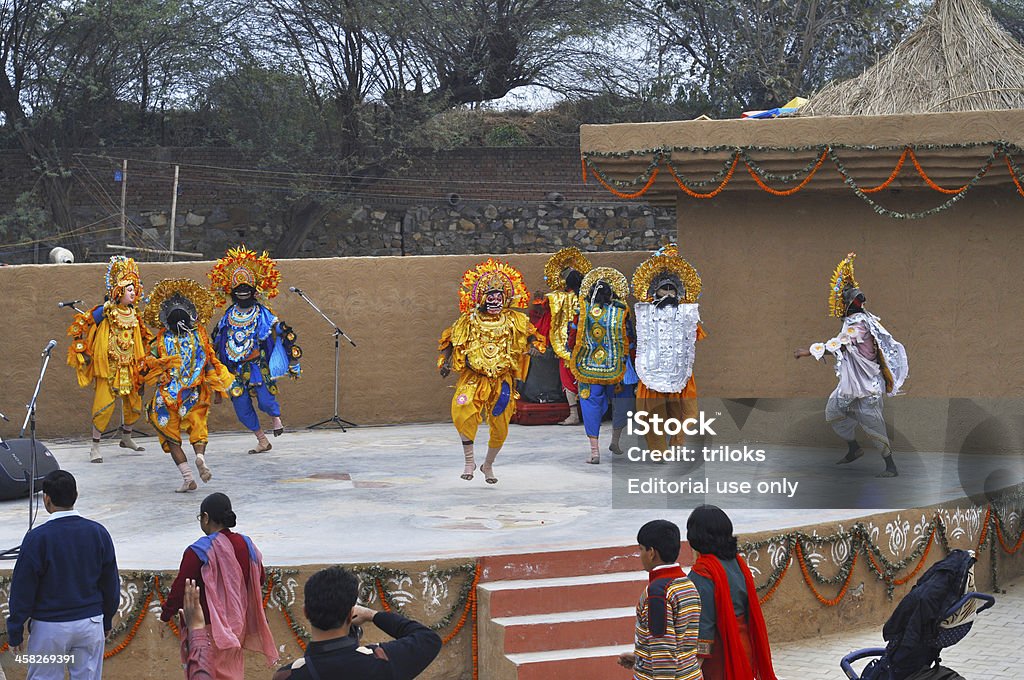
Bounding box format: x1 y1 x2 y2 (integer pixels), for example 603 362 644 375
477 544 693 680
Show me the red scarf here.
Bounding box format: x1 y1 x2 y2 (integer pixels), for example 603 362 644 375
690 554 777 680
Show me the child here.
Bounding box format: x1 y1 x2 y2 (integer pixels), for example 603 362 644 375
619 519 703 680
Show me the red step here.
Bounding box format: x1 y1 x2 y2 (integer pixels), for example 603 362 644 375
481 571 646 617
477 543 694 680
494 607 636 654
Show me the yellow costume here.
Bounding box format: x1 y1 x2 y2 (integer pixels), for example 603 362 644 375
66 256 150 462
438 258 536 483
140 278 234 492
440 309 533 447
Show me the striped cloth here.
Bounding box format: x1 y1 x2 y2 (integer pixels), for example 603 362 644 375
633 576 704 680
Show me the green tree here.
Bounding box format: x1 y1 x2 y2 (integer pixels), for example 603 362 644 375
627 0 919 117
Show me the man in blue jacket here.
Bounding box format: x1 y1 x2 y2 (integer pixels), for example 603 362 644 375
6 470 120 680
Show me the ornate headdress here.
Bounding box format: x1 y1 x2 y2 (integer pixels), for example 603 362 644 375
829 252 859 318
459 258 530 313
105 255 142 301
543 247 593 291
208 246 282 306
632 244 702 304
579 267 630 302
143 278 217 330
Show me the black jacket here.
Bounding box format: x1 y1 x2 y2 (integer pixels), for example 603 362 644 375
273 611 442 680
881 549 975 680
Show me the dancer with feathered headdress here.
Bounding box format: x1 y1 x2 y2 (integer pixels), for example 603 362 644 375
631 244 706 453
209 247 301 454
438 258 539 484
794 253 908 477
66 256 151 463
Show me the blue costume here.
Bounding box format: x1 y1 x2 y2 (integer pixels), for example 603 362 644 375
570 267 637 463
213 303 300 432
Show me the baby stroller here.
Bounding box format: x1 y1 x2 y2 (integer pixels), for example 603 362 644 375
840 549 995 680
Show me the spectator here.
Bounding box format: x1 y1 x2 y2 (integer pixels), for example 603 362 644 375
686 505 777 680
619 519 703 680
5 470 119 680
160 493 278 680
273 566 442 680
179 579 214 680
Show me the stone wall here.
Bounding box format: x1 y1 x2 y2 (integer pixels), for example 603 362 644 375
0 147 675 264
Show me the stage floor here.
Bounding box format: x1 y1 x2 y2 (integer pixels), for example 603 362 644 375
2 422 1019 569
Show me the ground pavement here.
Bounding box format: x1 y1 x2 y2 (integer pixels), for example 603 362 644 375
772 574 1023 679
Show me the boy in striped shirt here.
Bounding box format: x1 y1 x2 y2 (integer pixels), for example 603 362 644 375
619 519 703 680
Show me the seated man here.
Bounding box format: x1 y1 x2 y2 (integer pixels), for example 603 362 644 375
273 566 442 680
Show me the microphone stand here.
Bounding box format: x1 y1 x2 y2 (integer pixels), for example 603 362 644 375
20 343 55 533
292 289 358 431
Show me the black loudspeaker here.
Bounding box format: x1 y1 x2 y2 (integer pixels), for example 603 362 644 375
0 439 61 501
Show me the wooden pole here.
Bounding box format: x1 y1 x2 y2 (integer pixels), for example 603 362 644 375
168 164 179 262
119 159 128 247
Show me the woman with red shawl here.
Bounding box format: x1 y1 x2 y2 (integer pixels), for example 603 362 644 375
686 505 778 680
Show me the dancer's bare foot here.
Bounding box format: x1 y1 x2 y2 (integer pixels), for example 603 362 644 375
175 480 198 493
272 416 284 437
461 462 476 481
587 454 600 465
480 464 497 484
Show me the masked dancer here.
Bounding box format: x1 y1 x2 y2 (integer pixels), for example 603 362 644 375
794 253 908 477
438 258 537 484
539 247 592 425
632 245 706 454
140 279 234 492
209 247 301 454
570 267 637 465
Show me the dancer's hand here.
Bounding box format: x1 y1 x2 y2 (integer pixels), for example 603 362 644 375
439 359 452 378
527 344 542 357
793 348 810 359
617 651 635 669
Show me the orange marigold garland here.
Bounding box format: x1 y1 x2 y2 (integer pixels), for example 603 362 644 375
745 149 827 196
1006 154 1024 197
861 148 909 194
667 154 738 199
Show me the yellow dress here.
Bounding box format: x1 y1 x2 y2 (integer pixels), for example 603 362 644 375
67 303 150 431
438 309 535 448
141 329 234 451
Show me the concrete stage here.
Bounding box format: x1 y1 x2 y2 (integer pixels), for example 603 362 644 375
1 422 1020 569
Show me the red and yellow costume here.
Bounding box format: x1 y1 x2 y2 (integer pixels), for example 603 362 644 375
140 279 234 453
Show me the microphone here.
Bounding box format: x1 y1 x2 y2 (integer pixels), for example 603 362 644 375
41 339 57 356
57 300 83 308
289 287 303 295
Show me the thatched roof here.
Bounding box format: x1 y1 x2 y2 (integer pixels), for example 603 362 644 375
801 0 1024 116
